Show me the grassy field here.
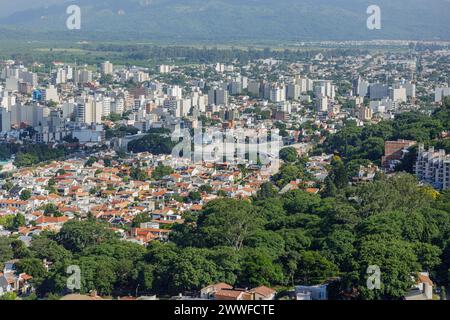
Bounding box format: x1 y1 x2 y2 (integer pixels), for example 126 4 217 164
0 39 411 68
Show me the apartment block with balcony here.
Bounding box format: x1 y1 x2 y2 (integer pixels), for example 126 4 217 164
415 144 450 190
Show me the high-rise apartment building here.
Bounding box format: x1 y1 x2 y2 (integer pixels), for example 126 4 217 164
415 145 450 190
101 61 114 75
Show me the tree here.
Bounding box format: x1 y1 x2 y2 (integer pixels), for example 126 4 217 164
42 203 62 217
282 189 322 215
321 229 356 271
273 163 307 188
355 174 432 218
30 236 72 265
361 137 385 162
137 263 155 292
128 133 175 155
293 250 338 285
198 199 264 251
0 215 14 230
106 113 121 122
85 156 98 167
358 211 427 242
57 221 117 252
81 240 146 291
56 169 67 176
46 178 57 195
216 190 227 197
11 239 31 259
199 185 213 194
20 189 32 201
244 230 285 258
131 213 152 227
0 237 13 270
277 229 311 252
0 292 17 300
170 248 222 293
103 158 112 167
130 167 149 181
255 197 286 221
239 249 284 287
321 176 338 198
3 181 14 192
186 191 201 203
280 147 298 163
413 243 442 271
354 235 420 300
73 256 117 295
14 152 38 167
16 258 47 280
12 213 26 230
256 182 278 199
329 156 348 189
151 164 174 180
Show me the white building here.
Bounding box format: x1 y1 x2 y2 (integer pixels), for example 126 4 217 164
435 86 450 103
42 85 59 103
269 85 286 103
295 285 328 300
101 61 114 75
316 95 329 112
287 84 301 100
415 144 450 190
390 87 407 103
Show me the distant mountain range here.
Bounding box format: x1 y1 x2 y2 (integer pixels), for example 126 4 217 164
0 0 449 42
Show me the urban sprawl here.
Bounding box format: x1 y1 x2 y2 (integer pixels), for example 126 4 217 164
0 43 450 301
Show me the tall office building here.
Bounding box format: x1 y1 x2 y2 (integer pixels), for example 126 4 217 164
270 85 286 103
316 95 329 112
229 81 243 95
55 68 67 85
167 86 183 100
357 105 373 121
0 107 11 132
369 83 389 100
435 86 450 103
390 87 407 103
18 70 38 87
102 97 111 117
352 77 370 97
42 85 59 103
208 88 229 106
315 81 335 99
247 80 260 97
77 69 93 84
101 61 114 75
287 84 301 100
76 96 100 124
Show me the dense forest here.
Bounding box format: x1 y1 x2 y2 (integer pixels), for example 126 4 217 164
1 172 448 300
127 129 175 155
3 42 370 68
0 143 70 168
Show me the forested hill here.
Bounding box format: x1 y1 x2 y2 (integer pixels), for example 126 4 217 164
0 0 449 42
2 173 449 300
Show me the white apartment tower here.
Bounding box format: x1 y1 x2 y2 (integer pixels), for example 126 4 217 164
101 61 114 75
415 145 450 190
